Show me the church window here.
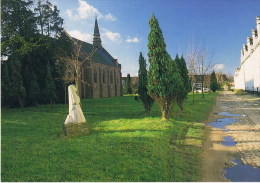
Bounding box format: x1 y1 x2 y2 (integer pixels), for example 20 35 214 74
94 69 97 83
110 71 113 84
107 71 109 84
103 71 106 83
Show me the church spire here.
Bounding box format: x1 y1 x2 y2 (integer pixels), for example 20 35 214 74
93 18 102 48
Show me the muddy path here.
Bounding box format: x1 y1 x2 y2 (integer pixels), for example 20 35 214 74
201 91 260 182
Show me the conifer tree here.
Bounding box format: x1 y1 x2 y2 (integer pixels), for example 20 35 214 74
45 60 57 105
137 52 154 112
25 66 40 106
175 55 190 111
210 70 219 92
9 56 26 107
147 14 182 120
1 61 11 107
125 73 132 94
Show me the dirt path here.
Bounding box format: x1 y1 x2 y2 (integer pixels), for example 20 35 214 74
201 91 260 182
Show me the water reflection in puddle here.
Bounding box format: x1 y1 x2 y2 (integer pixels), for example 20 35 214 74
224 159 260 182
218 111 242 117
222 106 234 109
207 118 238 130
221 136 236 146
209 110 259 181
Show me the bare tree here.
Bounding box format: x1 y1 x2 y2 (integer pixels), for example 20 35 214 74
56 39 97 100
186 44 215 102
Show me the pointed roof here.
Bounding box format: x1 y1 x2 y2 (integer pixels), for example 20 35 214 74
94 18 100 36
71 38 117 67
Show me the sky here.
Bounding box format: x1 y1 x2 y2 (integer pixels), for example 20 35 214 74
50 0 260 77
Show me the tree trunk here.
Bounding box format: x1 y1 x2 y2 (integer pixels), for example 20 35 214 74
145 103 151 113
177 99 184 111
192 83 195 104
64 83 67 104
18 97 25 108
160 101 171 120
162 109 170 120
201 75 205 99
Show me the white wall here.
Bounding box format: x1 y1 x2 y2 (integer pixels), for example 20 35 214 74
234 17 260 91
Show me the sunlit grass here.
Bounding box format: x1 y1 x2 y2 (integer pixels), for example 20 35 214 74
1 92 217 182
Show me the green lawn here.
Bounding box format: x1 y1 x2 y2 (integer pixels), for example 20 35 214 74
1 92 217 182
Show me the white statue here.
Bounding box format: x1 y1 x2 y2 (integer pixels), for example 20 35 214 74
65 85 86 125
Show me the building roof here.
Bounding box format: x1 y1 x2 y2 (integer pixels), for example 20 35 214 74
66 19 119 68
73 38 117 67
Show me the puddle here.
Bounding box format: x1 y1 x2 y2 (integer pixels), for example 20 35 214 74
207 118 238 130
224 159 260 182
218 111 242 117
222 106 234 109
221 136 236 146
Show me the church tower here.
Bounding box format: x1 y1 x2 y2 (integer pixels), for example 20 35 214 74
93 18 102 48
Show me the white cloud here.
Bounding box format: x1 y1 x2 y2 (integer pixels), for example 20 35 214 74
66 9 73 19
77 0 102 19
66 0 116 21
104 13 116 21
214 64 225 72
67 30 92 42
103 29 121 42
126 37 140 43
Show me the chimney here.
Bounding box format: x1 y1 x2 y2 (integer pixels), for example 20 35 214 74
252 29 257 46
257 16 260 41
241 49 244 59
114 59 118 66
243 44 248 57
252 28 257 38
247 37 253 51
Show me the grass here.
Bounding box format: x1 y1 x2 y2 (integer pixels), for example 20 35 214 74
1 92 217 182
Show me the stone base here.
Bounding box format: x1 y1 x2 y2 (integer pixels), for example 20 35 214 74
59 122 90 138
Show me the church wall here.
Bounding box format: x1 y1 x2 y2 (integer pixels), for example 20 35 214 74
78 61 123 99
70 18 123 99
91 64 100 98
116 68 122 96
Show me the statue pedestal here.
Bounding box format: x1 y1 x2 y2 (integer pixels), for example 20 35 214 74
61 122 89 138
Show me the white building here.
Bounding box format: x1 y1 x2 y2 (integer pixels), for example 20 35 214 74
234 16 260 91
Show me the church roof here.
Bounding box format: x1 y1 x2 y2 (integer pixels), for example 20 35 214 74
72 38 117 67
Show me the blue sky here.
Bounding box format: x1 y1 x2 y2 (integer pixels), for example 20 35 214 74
50 0 260 77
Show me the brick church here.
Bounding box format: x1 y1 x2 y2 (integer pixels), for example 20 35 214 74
69 19 123 99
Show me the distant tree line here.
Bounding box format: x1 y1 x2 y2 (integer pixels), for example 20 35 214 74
1 0 72 108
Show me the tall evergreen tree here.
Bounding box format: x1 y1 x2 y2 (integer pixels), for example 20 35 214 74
24 66 40 106
125 73 132 94
210 70 219 92
45 60 57 105
137 52 154 112
9 55 26 107
175 55 190 111
1 0 67 107
1 61 11 107
147 14 182 120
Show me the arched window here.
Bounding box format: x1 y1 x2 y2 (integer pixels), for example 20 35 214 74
107 71 109 84
94 69 97 83
110 71 113 84
103 71 106 83
116 72 119 84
